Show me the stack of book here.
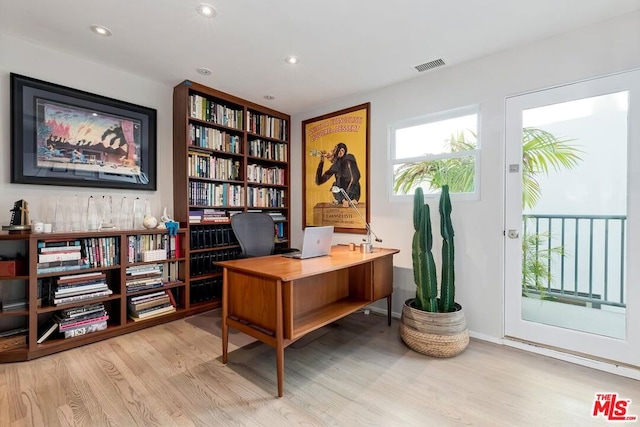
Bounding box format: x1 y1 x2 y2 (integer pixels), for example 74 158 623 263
36 239 89 274
53 272 112 306
189 208 230 224
54 302 109 339
125 264 164 294
128 290 176 322
37 302 109 343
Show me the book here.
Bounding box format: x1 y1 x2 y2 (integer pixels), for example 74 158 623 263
37 320 59 344
58 271 106 282
0 327 29 338
37 240 81 249
57 314 109 332
37 264 90 274
53 289 113 305
63 320 108 339
38 250 82 263
129 296 170 312
37 259 88 270
129 304 176 321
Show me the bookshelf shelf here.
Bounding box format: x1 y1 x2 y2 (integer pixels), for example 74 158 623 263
0 310 29 316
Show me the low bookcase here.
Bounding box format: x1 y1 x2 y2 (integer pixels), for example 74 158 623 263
0 228 218 362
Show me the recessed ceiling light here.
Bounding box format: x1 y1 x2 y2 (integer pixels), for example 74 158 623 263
196 3 217 18
284 56 299 65
89 25 112 37
197 67 212 75
264 95 275 100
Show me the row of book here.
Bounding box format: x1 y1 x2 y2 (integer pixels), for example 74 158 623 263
246 112 287 141
189 94 244 129
190 277 222 304
188 123 241 153
127 234 180 263
246 163 286 185
37 302 109 343
188 151 241 181
188 181 244 207
128 290 176 322
189 224 238 249
248 138 287 162
190 248 241 277
246 187 286 208
36 238 119 274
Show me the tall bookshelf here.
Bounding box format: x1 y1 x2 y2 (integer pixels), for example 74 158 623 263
172 80 291 300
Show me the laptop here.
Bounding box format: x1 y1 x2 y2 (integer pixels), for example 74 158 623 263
282 226 334 259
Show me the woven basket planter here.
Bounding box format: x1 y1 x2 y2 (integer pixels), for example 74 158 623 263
400 298 469 358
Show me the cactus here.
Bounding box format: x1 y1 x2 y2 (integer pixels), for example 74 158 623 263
439 185 455 313
412 185 455 313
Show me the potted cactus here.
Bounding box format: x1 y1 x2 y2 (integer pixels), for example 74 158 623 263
400 185 469 357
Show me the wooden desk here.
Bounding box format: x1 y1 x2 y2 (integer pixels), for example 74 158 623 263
217 245 399 397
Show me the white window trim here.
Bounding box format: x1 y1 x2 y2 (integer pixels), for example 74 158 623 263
388 104 481 202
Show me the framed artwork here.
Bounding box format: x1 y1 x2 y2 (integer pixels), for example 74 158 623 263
10 73 157 190
302 102 370 234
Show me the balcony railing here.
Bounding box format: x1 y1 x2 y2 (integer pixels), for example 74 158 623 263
523 214 626 308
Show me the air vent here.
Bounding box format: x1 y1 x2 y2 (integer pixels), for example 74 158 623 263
414 58 446 73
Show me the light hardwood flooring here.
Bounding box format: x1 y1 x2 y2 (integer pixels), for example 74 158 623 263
1 310 638 426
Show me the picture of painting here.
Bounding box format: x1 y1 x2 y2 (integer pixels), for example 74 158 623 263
11 73 157 190
302 103 370 234
37 100 143 179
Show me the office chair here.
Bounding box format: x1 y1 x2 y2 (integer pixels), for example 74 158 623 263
230 212 278 257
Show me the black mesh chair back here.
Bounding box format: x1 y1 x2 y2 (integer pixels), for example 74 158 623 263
231 212 275 257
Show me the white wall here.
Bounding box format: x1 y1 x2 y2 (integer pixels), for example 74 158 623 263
291 11 640 339
0 33 174 225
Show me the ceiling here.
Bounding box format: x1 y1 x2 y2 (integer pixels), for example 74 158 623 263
2 1 640 115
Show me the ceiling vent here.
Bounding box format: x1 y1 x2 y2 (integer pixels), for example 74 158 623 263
414 58 446 73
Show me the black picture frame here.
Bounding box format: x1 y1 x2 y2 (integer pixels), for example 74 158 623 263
10 73 157 190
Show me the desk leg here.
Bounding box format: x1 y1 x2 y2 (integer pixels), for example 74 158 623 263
222 269 229 364
275 279 284 397
387 294 392 326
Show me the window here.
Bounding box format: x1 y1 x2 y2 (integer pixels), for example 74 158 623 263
390 105 480 200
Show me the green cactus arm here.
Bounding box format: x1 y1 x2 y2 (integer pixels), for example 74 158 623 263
439 185 456 312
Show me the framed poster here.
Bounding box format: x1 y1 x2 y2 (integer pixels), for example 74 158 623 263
10 73 157 190
302 103 370 234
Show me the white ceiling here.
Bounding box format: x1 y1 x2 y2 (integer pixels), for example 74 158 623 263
2 1 640 115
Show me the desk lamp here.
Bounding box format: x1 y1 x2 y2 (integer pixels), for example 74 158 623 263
331 186 382 253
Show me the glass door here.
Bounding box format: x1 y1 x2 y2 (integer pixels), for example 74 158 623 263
504 70 640 368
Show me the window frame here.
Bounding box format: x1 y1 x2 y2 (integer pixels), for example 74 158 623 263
388 104 481 202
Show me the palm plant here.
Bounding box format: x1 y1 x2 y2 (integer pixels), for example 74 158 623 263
394 128 582 205
395 127 583 296
521 230 564 298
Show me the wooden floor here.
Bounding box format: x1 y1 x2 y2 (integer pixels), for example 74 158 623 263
1 310 638 426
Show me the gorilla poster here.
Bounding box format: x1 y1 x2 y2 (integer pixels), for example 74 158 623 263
302 103 370 233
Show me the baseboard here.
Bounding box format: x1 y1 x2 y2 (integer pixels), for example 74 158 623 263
369 308 639 380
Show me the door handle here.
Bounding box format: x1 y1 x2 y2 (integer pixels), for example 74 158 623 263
507 230 519 239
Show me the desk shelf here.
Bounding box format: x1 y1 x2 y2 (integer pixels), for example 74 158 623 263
291 297 368 340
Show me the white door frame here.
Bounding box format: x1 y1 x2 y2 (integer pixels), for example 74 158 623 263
504 69 640 372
